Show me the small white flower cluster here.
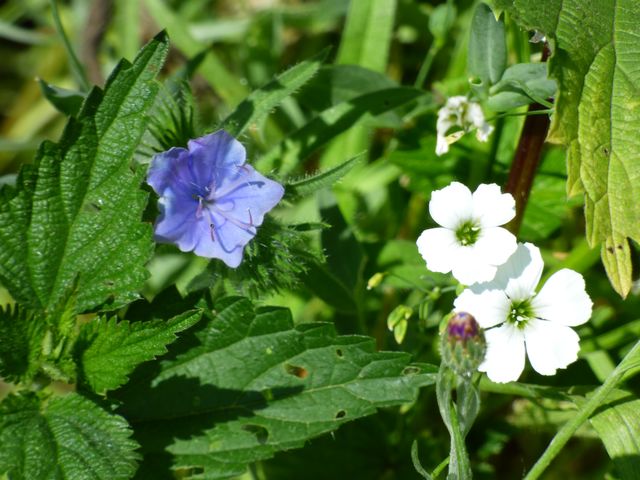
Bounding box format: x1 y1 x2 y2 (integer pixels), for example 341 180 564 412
436 96 493 156
416 182 592 383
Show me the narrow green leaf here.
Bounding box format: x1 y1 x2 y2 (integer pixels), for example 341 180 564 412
590 389 640 480
0 33 168 312
221 49 328 137
496 0 640 297
256 87 423 172
336 0 397 72
0 392 139 480
37 79 85 117
77 310 201 395
117 297 436 478
285 155 363 199
468 3 507 88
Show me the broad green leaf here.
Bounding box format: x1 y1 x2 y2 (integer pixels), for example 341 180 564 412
468 3 506 89
285 155 363 200
117 297 436 479
590 389 640 480
77 310 201 395
220 49 328 137
487 63 556 111
0 392 139 480
37 79 85 117
257 87 423 173
494 0 640 297
0 306 44 383
0 33 168 313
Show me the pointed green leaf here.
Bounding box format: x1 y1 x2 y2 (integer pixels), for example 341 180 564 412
221 49 328 137
0 306 45 383
468 3 506 88
285 155 363 199
0 33 169 312
495 0 640 297
590 389 640 480
37 79 85 117
117 297 436 479
0 392 139 480
77 310 201 395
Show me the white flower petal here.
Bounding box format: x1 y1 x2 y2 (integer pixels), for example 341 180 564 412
491 243 543 300
436 135 450 156
479 324 526 383
531 269 593 326
472 184 516 227
475 122 494 142
450 246 497 284
416 227 459 274
454 288 510 328
473 227 518 267
429 182 473 229
524 319 581 375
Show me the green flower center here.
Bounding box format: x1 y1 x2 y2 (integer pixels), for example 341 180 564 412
455 221 480 246
508 300 534 329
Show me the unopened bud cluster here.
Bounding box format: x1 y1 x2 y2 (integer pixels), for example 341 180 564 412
440 312 486 377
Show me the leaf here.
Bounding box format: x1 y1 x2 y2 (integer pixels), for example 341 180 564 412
494 0 640 297
335 0 397 73
590 389 640 480
256 87 423 172
487 63 556 111
77 310 201 395
468 3 506 89
0 392 139 480
37 79 85 117
0 305 45 383
116 297 436 479
220 49 329 137
285 154 363 199
0 33 168 312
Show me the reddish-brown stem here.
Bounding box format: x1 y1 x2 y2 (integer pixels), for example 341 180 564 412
504 45 551 235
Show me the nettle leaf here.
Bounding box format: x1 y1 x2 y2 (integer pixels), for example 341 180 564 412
590 389 640 480
0 33 169 312
38 79 85 117
77 310 201 395
117 297 436 479
220 48 329 137
0 305 45 383
0 392 139 480
284 155 363 200
494 0 640 297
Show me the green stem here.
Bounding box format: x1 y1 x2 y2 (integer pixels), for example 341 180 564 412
50 0 90 91
524 340 640 480
485 116 504 180
431 456 450 478
414 42 440 88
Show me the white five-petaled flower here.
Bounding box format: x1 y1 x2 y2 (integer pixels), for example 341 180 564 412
436 96 494 156
416 182 517 285
454 243 593 383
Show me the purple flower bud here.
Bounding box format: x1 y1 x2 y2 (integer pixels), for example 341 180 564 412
146 130 285 268
447 312 480 344
441 311 486 377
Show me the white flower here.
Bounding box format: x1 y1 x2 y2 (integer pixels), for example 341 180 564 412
416 182 517 285
454 243 593 383
436 96 494 156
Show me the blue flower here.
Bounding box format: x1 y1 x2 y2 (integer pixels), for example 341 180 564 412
147 130 285 268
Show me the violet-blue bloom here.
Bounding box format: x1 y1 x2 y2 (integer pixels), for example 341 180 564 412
147 130 285 268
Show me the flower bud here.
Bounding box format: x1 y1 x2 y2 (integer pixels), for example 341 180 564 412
440 312 486 377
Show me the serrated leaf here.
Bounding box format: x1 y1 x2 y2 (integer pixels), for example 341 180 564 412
468 3 506 88
0 33 168 312
0 392 139 480
117 297 436 479
285 155 363 199
495 0 640 297
77 310 201 394
37 79 85 117
256 87 423 172
590 389 640 480
0 306 45 383
221 49 328 137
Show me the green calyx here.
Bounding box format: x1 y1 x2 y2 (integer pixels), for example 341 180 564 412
455 220 480 246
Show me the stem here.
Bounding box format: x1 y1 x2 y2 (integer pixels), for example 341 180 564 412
414 42 440 89
504 45 551 235
524 340 640 480
50 0 90 91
